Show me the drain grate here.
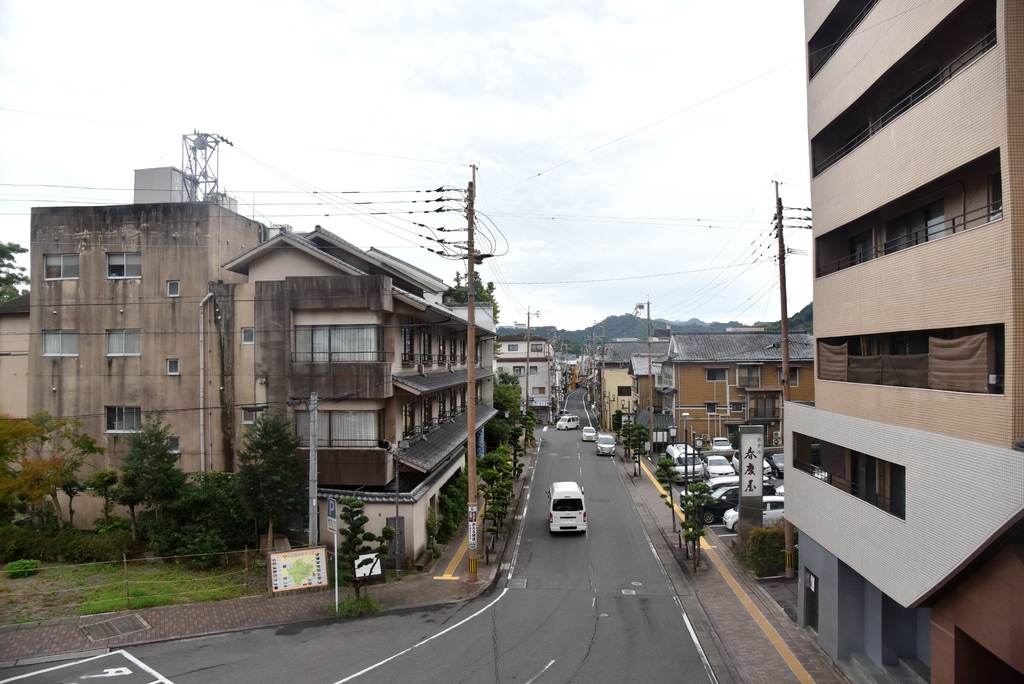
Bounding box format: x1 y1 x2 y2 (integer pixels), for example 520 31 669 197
508 578 528 589
80 613 152 641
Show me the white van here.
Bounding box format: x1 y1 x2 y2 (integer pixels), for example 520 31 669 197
547 481 587 533
556 414 580 430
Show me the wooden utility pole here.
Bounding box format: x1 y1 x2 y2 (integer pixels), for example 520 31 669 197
466 166 479 583
775 181 795 580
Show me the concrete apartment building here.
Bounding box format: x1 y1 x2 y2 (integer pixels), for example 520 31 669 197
21 179 495 567
788 1 1023 681
495 333 553 422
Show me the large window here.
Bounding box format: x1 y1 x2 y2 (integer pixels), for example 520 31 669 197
106 329 141 356
43 330 78 356
107 253 141 279
507 343 519 352
105 406 141 432
885 200 945 253
297 410 381 447
737 366 760 388
793 434 906 519
44 254 79 280
531 343 544 353
294 325 383 362
706 368 726 382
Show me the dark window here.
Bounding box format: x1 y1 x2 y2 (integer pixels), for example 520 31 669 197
105 406 141 432
706 368 726 382
43 330 78 356
44 254 79 280
885 200 945 254
107 253 141 278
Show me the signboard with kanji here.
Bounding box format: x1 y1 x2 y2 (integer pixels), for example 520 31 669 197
269 547 328 593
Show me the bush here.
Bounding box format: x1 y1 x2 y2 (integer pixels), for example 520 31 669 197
5 558 41 578
334 594 383 618
740 525 788 577
0 525 141 564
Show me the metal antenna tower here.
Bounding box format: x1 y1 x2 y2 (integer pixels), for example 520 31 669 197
182 131 233 202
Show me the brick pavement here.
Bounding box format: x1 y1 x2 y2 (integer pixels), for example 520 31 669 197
1 446 852 684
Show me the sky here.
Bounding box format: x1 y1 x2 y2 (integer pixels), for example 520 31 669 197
0 1 813 332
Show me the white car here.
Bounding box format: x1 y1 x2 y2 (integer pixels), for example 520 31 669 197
703 454 735 479
711 437 734 453
581 426 598 442
722 495 786 532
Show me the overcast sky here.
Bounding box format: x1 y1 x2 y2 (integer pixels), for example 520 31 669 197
0 1 813 332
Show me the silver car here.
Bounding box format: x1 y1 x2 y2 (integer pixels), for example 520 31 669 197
596 434 616 456
723 495 785 532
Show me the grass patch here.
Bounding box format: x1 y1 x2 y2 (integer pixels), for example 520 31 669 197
334 595 383 619
0 557 266 623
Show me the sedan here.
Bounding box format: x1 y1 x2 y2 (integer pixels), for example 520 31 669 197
703 454 735 479
769 452 784 478
722 495 786 532
581 426 598 442
711 437 734 453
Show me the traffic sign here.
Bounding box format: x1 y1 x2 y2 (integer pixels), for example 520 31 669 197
326 497 337 533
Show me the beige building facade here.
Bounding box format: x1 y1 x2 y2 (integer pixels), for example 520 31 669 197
790 1 1024 681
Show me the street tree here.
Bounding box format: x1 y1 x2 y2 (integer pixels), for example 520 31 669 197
83 468 119 529
0 242 28 302
114 412 185 540
653 455 679 535
0 415 44 523
22 414 103 530
337 497 392 598
235 410 304 548
679 481 715 572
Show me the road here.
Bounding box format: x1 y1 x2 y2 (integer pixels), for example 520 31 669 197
2 390 718 683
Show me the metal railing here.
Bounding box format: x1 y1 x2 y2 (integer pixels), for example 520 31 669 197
809 0 880 79
814 30 996 176
817 201 1002 277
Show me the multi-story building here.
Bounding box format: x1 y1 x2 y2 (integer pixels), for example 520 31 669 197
23 185 495 567
662 331 814 446
600 339 669 432
789 2 1022 681
495 333 553 422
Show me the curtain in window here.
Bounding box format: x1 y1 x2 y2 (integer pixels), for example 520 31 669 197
881 353 928 388
847 355 881 384
331 326 378 361
312 326 330 362
929 332 988 392
817 341 848 381
107 330 140 355
295 328 311 363
332 411 378 446
44 332 63 355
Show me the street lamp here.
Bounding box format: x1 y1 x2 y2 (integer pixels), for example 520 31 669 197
680 412 690 495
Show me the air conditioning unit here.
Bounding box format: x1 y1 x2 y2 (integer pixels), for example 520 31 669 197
772 431 781 447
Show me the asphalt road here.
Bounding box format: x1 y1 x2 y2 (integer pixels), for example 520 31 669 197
3 389 717 683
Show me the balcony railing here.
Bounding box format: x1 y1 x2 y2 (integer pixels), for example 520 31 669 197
293 350 390 363
814 30 996 177
809 0 879 78
817 201 1002 277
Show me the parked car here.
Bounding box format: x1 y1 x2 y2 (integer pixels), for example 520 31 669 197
596 434 616 456
711 437 734 453
769 452 784 478
707 474 775 492
732 456 775 478
702 486 740 524
581 426 598 442
702 454 735 480
722 495 785 532
671 455 705 483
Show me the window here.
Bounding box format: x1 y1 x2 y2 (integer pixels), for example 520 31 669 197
617 385 631 396
507 343 519 352
513 366 524 376
529 365 538 375
107 252 142 279
44 254 79 280
777 367 799 386
737 366 760 388
438 334 446 358
730 402 744 413
706 368 726 382
105 406 141 432
168 436 180 454
42 330 78 356
167 358 179 375
166 281 180 297
990 171 1003 220
401 328 414 364
107 329 141 356
885 200 945 253
294 325 383 362
241 408 259 424
241 327 255 345
296 409 382 447
531 343 543 353
794 434 906 519
705 402 719 414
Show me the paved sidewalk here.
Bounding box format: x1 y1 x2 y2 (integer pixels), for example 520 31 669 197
1 445 851 684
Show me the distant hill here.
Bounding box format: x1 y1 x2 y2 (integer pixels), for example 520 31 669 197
496 302 813 348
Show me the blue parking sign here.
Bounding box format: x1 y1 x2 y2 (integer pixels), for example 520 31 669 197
326 497 337 533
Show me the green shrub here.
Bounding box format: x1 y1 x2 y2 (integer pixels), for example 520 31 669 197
334 595 382 618
6 559 41 578
741 525 787 576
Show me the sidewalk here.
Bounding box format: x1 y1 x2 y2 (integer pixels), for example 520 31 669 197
1 446 850 684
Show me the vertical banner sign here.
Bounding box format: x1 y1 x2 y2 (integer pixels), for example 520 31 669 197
468 504 478 550
740 429 764 497
476 428 485 459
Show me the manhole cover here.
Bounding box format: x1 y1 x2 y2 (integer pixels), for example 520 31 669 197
80 613 151 641
621 589 636 595
508 578 528 589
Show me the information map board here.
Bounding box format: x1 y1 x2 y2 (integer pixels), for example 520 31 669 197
269 547 328 593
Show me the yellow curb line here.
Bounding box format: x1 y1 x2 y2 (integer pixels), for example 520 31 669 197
434 497 487 580
640 460 815 684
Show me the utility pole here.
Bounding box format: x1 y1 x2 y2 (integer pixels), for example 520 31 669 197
600 320 607 429
775 181 795 580
635 299 653 459
466 166 479 583
308 392 319 547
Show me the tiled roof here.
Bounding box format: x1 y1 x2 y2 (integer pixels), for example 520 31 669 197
601 341 669 365
400 406 499 473
393 367 495 394
0 293 30 314
667 332 814 362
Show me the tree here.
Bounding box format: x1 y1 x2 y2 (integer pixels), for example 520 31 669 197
445 271 500 323
485 369 524 449
337 497 390 598
0 415 44 523
114 412 185 540
623 421 649 458
0 242 28 302
83 468 119 529
22 414 103 530
234 410 304 548
478 445 515 562
653 456 678 535
678 481 715 572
